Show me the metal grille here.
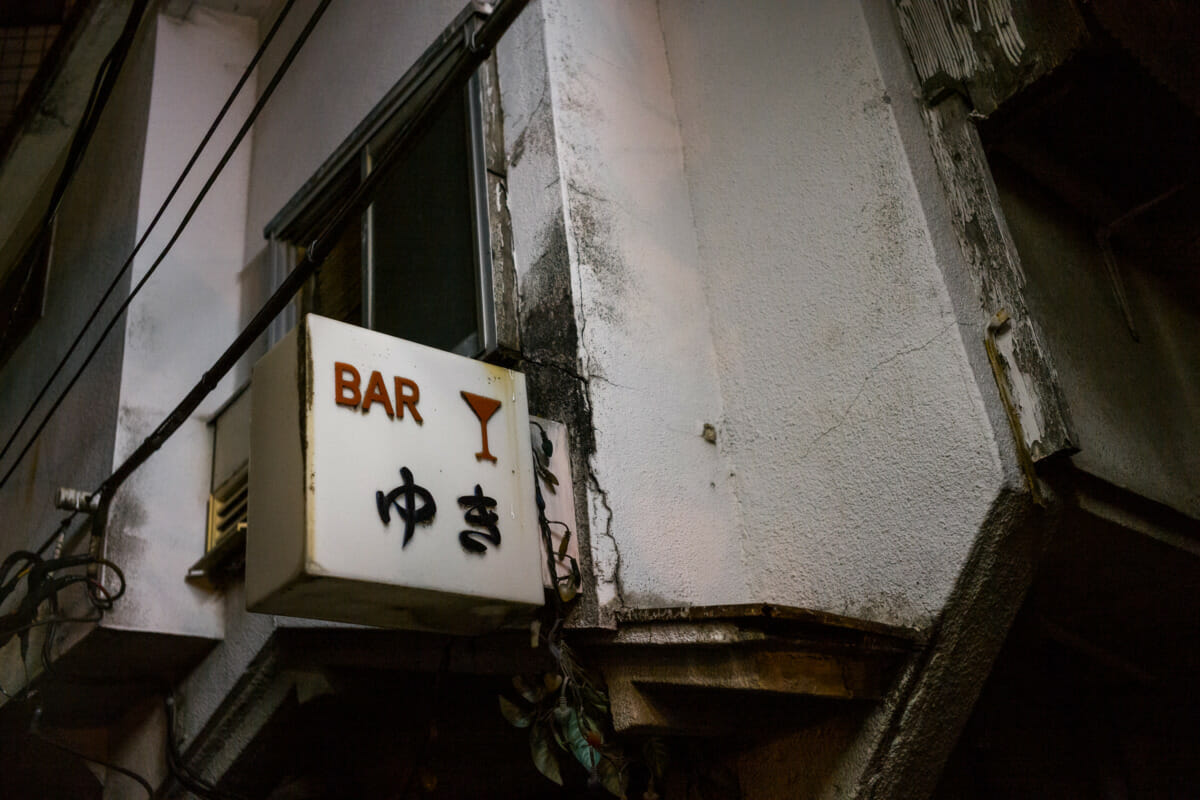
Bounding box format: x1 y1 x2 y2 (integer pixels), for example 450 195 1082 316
206 464 248 553
0 24 59 130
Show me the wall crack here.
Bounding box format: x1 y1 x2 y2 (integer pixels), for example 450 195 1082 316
587 468 625 609
798 320 958 459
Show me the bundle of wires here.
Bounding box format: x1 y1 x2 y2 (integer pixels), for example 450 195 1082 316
0 548 126 676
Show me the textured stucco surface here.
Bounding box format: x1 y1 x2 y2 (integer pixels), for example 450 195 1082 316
504 0 747 614
105 9 258 638
657 0 1002 626
500 0 1004 629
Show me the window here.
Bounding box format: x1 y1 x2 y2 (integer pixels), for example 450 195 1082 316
265 71 500 359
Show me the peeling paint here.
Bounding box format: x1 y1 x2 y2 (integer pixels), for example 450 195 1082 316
894 0 1086 115
896 0 1025 83
918 97 1077 460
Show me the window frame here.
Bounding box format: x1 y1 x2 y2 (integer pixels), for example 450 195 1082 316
264 67 506 360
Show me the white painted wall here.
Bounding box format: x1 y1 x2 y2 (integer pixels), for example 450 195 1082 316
171 0 484 743
503 0 1005 627
660 0 1004 626
501 0 748 613
104 9 259 637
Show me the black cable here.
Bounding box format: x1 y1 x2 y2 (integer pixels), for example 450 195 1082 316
3 611 103 639
0 0 325 495
0 554 125 647
35 512 79 557
0 551 126 702
0 0 300 479
32 709 154 798
93 0 530 507
0 0 151 355
165 696 249 800
0 0 529 581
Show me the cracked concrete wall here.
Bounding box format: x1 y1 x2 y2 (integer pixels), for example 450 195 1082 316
657 0 1004 628
502 0 1006 629
105 8 259 639
499 0 748 621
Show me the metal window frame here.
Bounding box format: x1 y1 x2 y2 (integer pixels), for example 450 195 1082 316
263 35 500 358
361 72 496 358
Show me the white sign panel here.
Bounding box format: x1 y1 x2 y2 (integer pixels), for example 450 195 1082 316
247 315 544 632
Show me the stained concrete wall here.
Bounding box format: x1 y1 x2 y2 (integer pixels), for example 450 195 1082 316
104 8 259 638
661 0 1004 626
0 2 150 564
172 0 475 745
499 0 748 616
502 0 1004 628
0 0 133 272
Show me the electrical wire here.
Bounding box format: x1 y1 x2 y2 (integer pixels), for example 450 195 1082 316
31 709 155 799
0 0 323 495
0 2 532 787
0 553 126 652
0 0 151 356
0 0 528 520
35 512 79 558
165 695 249 800
95 0 531 508
0 1 530 687
0 0 301 482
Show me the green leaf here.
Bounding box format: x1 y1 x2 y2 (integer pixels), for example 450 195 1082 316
541 431 554 459
530 722 563 786
556 580 578 603
536 463 559 494
499 695 532 728
559 704 601 772
642 736 669 781
551 717 570 751
581 684 611 714
556 528 572 558
595 756 626 799
513 674 545 704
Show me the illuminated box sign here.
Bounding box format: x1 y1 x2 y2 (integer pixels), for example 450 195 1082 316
246 314 544 632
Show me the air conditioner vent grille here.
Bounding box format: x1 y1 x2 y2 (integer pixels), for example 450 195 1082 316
207 463 248 552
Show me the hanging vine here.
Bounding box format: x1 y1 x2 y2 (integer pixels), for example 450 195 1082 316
499 425 665 798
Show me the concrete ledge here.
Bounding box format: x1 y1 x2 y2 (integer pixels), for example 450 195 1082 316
587 604 921 736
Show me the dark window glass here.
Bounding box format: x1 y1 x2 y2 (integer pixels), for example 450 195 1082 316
368 87 479 355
